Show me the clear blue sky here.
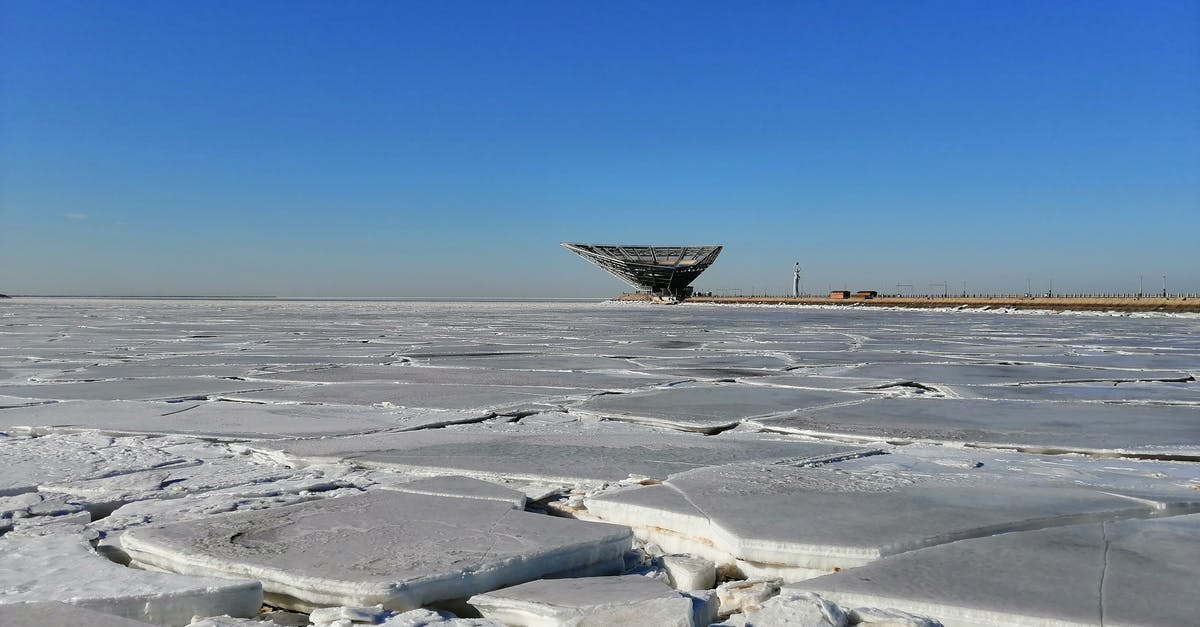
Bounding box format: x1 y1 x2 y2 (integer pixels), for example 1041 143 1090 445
2 1 1197 297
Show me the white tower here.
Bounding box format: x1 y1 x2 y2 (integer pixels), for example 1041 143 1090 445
793 262 802 298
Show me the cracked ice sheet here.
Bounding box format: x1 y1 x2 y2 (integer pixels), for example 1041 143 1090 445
0 378 285 402
945 380 1200 404
809 362 1194 386
248 364 675 391
749 397 1200 457
0 533 261 625
37 438 299 507
582 456 1200 581
240 423 868 488
789 513 1200 627
121 491 633 612
404 353 642 371
0 432 185 496
0 399 490 439
221 382 593 411
573 383 872 433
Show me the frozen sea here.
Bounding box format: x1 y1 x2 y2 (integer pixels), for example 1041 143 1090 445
1 298 1198 627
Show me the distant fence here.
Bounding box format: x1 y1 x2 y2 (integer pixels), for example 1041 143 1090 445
702 290 1198 300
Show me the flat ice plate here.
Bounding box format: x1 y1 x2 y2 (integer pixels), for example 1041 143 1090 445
121 491 632 611
245 427 866 486
574 384 870 433
751 397 1200 456
789 514 1200 627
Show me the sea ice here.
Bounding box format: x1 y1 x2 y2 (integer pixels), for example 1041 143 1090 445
0 378 280 402
240 426 866 488
717 590 846 627
250 363 673 391
658 554 716 591
221 382 591 412
0 399 489 439
583 458 1200 580
809 362 1193 387
789 513 1200 627
373 475 527 509
0 533 261 625
468 575 706 627
0 601 159 627
573 384 870 433
750 397 1200 456
121 491 633 612
0 431 185 496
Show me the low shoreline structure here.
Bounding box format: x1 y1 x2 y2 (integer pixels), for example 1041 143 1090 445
614 293 1200 313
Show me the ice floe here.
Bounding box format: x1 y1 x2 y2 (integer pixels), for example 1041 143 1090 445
239 425 867 488
750 397 1200 457
574 384 871 433
121 491 633 612
583 456 1200 580
0 533 261 625
468 575 710 627
0 399 491 439
790 513 1200 626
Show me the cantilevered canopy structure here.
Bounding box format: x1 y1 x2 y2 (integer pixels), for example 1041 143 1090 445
560 243 723 300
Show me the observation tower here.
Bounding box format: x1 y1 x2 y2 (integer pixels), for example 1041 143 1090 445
560 243 723 302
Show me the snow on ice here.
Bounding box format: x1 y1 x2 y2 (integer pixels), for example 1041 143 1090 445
1 298 1198 626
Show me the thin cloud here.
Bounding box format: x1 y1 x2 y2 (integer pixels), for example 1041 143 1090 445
64 212 88 220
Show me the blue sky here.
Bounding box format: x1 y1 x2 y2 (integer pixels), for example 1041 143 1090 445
2 1 1197 297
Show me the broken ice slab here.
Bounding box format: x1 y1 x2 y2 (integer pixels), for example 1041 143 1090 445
631 354 794 371
468 575 708 627
91 474 356 535
945 381 1200 404
373 475 527 509
221 382 592 411
0 378 281 402
572 384 871 434
0 602 158 627
0 534 261 625
0 399 491 439
38 363 255 382
250 364 674 392
789 513 1200 627
241 427 867 487
750 397 1200 457
404 353 642 371
121 491 633 612
0 432 185 496
809 362 1194 386
583 460 1200 581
